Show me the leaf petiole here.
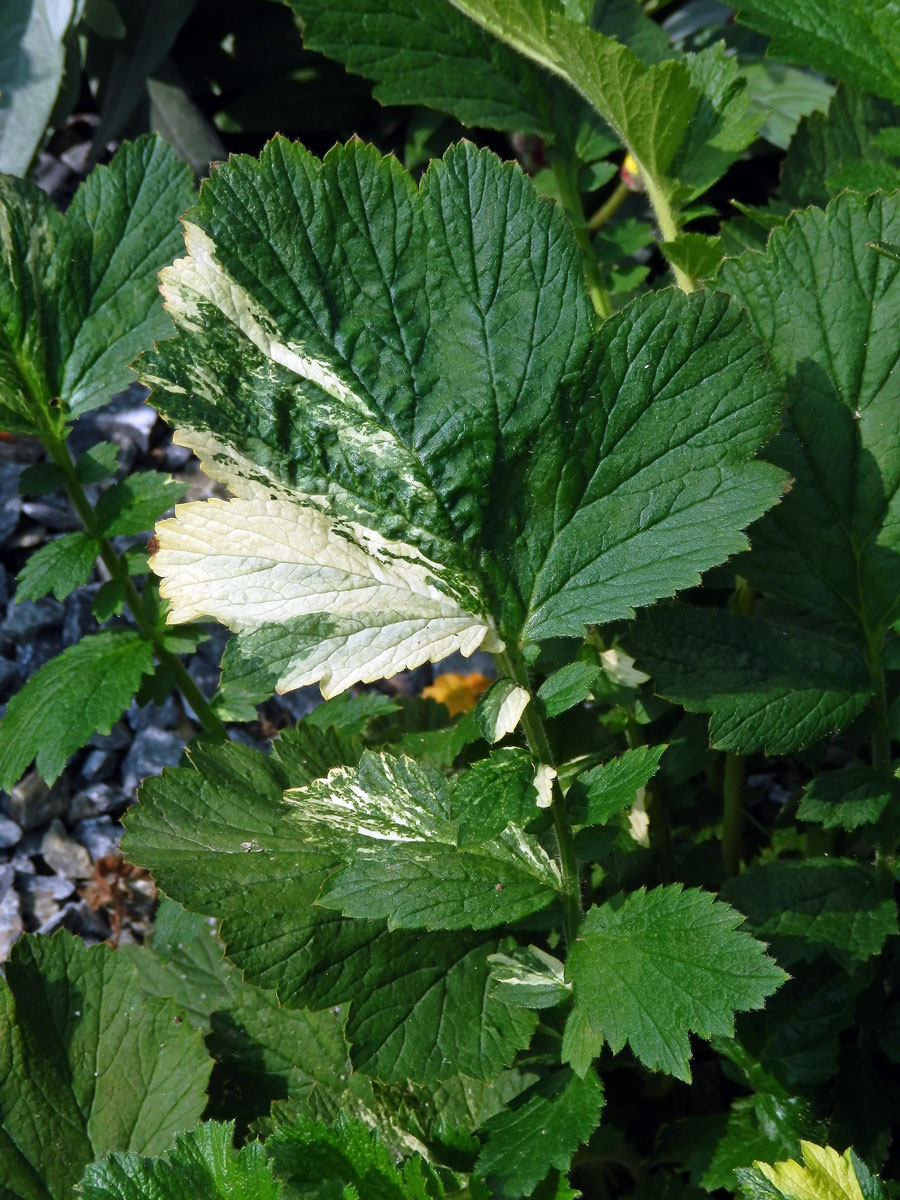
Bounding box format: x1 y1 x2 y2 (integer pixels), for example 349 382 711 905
494 646 583 945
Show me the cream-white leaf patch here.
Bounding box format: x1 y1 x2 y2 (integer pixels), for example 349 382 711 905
152 495 501 696
600 647 650 688
161 223 362 412
474 678 531 744
287 753 457 847
285 751 562 928
491 685 531 742
287 752 560 886
534 764 558 809
628 789 651 847
488 945 571 1009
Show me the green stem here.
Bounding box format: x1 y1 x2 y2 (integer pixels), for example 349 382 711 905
494 646 582 945
721 576 755 877
45 431 227 740
552 161 613 320
865 629 897 863
866 635 891 781
635 161 696 294
587 180 630 232
721 752 743 878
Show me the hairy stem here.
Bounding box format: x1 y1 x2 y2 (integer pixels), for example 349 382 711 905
721 575 755 877
45 430 227 740
637 163 696 294
494 646 582 944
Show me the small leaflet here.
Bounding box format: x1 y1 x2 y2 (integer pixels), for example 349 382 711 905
488 944 571 1009
738 1140 875 1200
534 764 557 808
475 678 531 742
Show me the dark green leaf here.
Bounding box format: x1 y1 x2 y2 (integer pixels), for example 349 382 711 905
590 0 671 65
96 470 188 535
141 140 782 698
322 929 539 1084
733 1 900 105
392 709 483 767
269 722 361 785
797 764 892 830
0 933 210 1200
15 531 99 601
781 86 900 209
827 161 900 192
659 233 723 281
718 185 900 641
443 0 697 188
291 0 593 150
700 1097 809 1192
578 158 618 191
123 545 150 575
50 136 195 417
75 441 121 483
207 989 352 1130
455 747 540 847
288 751 559 929
209 677 270 723
657 1098 807 1194
566 886 785 1081
877 1000 900 1064
83 0 127 38
592 215 654 263
123 738 537 1085
567 744 666 825
92 580 126 622
77 1122 281 1200
561 1008 597 1079
537 660 602 718
18 461 65 496
127 910 356 1134
448 3 761 208
628 607 871 754
669 43 765 204
121 898 232 1032
0 631 153 788
159 624 208 655
872 126 900 154
0 176 60 435
88 578 123 624
475 1069 604 1198
723 859 898 971
266 1116 436 1200
0 137 194 434
735 960 867 1090
302 691 400 735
